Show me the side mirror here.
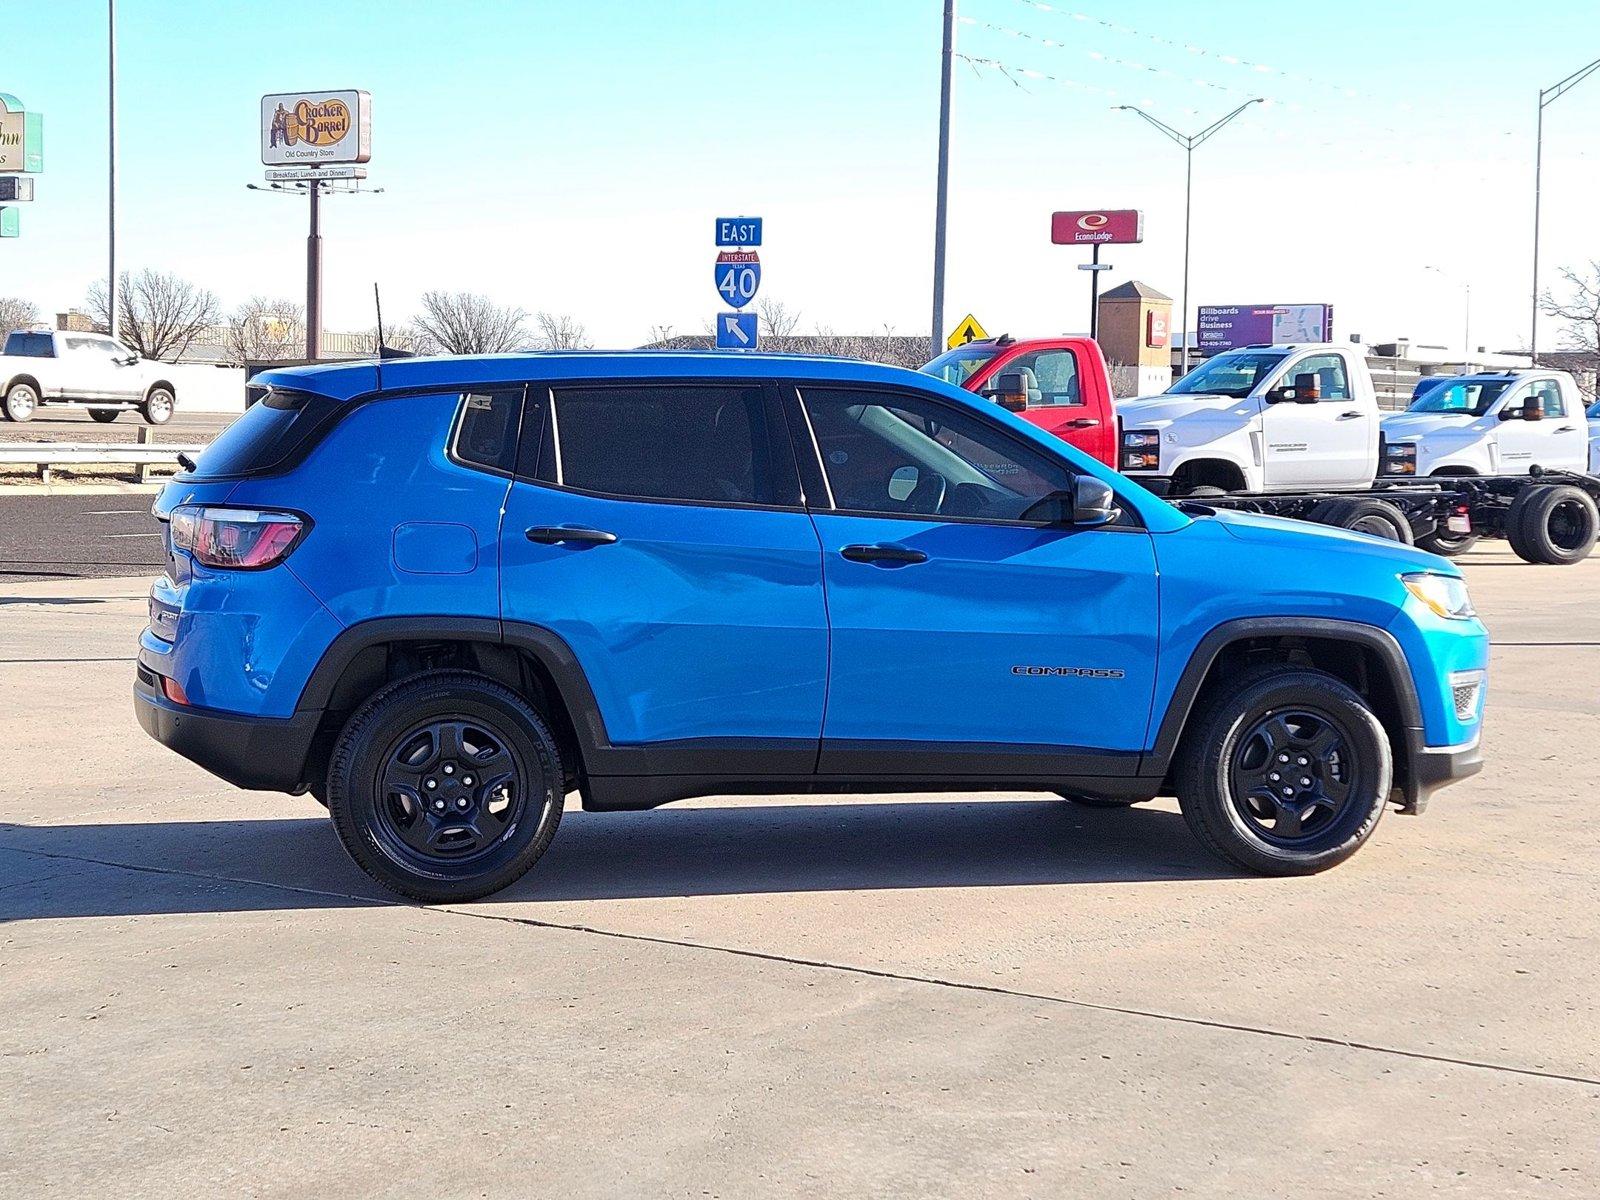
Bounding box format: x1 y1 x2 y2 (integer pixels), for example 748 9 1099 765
986 371 1029 413
1265 373 1322 404
1523 402 1544 422
1072 475 1119 527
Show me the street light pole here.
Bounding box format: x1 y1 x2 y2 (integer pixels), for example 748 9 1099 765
1530 54 1600 363
1117 99 1264 374
107 0 118 341
930 0 956 359
1426 265 1472 366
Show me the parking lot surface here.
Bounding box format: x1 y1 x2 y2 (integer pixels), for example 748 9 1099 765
2 545 1597 1197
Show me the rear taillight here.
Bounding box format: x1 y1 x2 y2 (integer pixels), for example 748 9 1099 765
169 505 308 570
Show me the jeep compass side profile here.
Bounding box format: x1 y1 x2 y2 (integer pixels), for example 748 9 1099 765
136 353 1487 901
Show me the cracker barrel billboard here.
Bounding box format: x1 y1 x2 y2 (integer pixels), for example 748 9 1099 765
260 90 371 166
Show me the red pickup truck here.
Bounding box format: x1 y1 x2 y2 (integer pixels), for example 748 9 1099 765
921 335 1117 467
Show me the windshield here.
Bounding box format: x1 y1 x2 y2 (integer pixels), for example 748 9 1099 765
921 345 998 387
1408 379 1512 416
1168 351 1288 398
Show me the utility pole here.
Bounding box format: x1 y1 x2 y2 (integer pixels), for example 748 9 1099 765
1530 54 1600 363
930 0 956 358
107 0 119 341
1117 99 1263 373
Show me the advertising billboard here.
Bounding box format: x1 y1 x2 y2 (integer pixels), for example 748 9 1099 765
1196 304 1333 353
1051 209 1143 246
261 91 371 167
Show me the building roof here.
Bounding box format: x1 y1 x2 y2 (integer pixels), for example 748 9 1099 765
1100 280 1172 302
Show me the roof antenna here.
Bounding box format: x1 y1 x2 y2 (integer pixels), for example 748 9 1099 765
373 282 386 390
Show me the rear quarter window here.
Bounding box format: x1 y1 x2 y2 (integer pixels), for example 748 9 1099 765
187 388 338 479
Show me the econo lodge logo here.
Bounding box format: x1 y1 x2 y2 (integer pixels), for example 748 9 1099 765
1076 213 1110 231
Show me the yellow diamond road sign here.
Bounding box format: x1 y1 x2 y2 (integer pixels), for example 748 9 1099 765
946 314 989 349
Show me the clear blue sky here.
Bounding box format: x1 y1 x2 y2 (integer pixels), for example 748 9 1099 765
4 0 1598 352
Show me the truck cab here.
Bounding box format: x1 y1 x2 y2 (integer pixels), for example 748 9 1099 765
921 336 1117 467
1379 371 1590 478
1116 344 1378 495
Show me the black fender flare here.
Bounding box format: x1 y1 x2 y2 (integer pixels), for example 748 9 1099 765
1141 616 1425 779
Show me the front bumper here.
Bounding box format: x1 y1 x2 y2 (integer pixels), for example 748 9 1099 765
1397 731 1482 815
134 659 321 793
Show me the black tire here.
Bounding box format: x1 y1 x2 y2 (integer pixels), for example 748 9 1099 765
1309 497 1414 544
1184 485 1229 498
1505 484 1598 565
88 408 121 424
3 382 39 422
1415 528 1479 557
1057 792 1138 808
141 387 175 425
1175 666 1392 876
327 670 564 902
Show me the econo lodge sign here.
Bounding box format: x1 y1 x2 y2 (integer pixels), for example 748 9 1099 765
261 90 372 166
1050 209 1143 246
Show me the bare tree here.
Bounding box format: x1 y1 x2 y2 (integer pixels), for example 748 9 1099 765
1540 261 1600 372
532 311 593 350
1106 362 1143 399
756 297 802 339
0 296 41 338
412 291 528 355
646 323 677 347
86 269 220 361
226 297 305 363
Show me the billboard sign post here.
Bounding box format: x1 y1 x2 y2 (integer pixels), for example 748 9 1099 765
1052 209 1142 340
1196 304 1334 354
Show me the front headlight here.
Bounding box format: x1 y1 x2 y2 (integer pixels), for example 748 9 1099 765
1122 429 1160 471
1401 572 1476 620
1382 441 1417 475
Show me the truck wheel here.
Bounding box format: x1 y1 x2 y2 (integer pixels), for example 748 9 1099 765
89 409 121 424
1310 498 1414 543
1506 484 1598 565
3 383 38 422
1175 666 1391 876
1416 529 1479 557
141 387 175 425
326 670 565 903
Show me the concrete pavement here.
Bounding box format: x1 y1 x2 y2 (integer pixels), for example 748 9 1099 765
2 548 1597 1197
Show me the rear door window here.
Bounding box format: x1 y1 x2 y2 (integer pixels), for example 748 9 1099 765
543 383 797 507
4 332 55 358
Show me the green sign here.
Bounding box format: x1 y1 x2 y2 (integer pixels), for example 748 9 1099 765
0 208 18 238
0 93 44 174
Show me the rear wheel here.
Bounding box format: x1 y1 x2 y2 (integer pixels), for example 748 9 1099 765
1416 528 1479 556
1506 484 1597 565
1309 497 1414 543
327 671 565 902
1176 667 1391 875
141 387 175 425
89 408 121 424
3 383 38 422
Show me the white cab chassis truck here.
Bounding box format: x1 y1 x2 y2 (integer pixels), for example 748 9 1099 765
1 329 178 424
1116 346 1600 565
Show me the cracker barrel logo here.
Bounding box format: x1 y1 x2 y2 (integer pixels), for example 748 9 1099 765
269 98 351 150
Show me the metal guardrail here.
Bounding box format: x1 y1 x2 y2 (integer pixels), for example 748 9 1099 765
0 441 205 483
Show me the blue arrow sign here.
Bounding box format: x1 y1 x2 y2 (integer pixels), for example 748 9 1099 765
716 311 758 350
714 250 761 309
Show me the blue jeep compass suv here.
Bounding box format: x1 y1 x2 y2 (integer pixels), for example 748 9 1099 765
135 352 1487 901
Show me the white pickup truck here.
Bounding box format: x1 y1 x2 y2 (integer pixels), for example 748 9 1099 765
1116 343 1379 495
1 329 178 424
1379 371 1590 479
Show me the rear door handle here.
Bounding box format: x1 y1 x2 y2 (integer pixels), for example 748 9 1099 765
840 543 927 565
1554 425 1576 432
525 525 617 546
1065 418 1101 428
1337 410 1363 420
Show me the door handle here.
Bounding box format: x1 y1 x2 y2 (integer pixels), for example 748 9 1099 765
840 543 927 565
1337 410 1363 420
525 525 617 546
1554 425 1575 432
1065 417 1101 428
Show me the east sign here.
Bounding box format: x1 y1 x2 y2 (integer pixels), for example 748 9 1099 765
261 91 372 168
1050 209 1143 246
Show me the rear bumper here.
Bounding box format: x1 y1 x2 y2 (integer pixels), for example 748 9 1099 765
134 660 321 793
1398 731 1482 815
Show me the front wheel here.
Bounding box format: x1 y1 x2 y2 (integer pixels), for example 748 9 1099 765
1175 667 1391 875
327 671 565 902
141 387 174 425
